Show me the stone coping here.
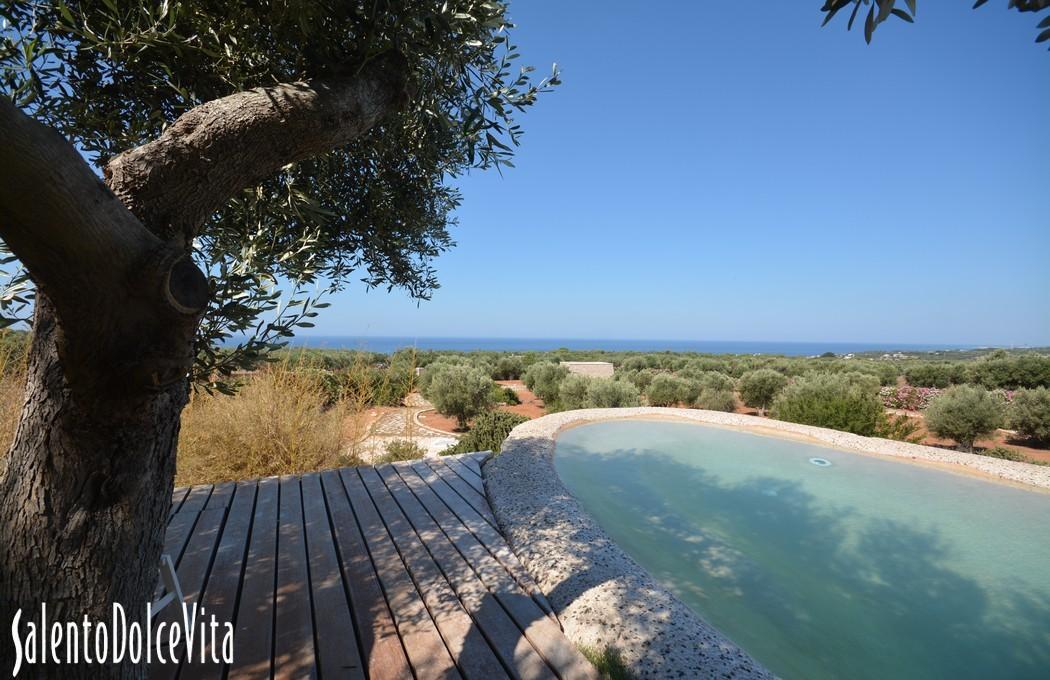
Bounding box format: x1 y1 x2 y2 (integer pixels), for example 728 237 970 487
483 408 1050 680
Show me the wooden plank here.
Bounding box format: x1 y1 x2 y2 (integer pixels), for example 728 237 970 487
409 462 549 610
162 485 213 568
443 456 486 496
320 469 412 680
377 465 555 680
395 464 596 679
300 472 366 680
424 459 500 529
170 487 191 520
179 480 258 680
272 476 317 679
228 477 279 680
154 483 235 680
359 466 509 680
461 451 489 477
339 467 462 680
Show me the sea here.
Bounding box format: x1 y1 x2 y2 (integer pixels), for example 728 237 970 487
283 336 976 356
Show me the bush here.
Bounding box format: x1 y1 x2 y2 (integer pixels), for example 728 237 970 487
1009 387 1050 444
492 355 524 380
770 373 885 436
177 365 352 486
423 364 495 429
558 374 593 411
588 378 641 408
693 371 735 392
443 411 529 455
739 369 789 415
924 385 1005 453
693 387 736 412
875 414 924 443
376 439 425 464
905 362 968 388
619 356 652 372
879 385 941 411
523 361 569 404
618 368 655 392
490 384 521 405
979 445 1026 462
646 374 688 407
969 355 1050 390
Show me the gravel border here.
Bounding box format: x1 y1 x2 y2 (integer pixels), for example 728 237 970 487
483 408 1050 680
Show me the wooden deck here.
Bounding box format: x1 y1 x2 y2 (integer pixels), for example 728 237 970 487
157 453 596 679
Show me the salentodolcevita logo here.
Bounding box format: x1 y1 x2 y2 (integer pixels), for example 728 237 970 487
9 602 233 676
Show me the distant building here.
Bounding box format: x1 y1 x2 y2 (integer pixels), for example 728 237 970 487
560 361 614 378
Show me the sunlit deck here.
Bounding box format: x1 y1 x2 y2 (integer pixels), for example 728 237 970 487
157 452 595 679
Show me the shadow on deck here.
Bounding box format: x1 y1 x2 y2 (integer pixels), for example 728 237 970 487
156 452 595 680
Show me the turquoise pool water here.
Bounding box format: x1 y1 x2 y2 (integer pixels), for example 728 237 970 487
554 420 1050 680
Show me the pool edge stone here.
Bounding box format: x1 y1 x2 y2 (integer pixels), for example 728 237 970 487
483 407 1050 680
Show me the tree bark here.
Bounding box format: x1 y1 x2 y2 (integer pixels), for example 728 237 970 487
0 299 186 679
0 51 408 678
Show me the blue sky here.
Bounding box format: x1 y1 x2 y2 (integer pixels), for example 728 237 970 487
310 2 1049 346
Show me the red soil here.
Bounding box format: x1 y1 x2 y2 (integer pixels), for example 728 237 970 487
496 380 547 419
417 381 549 435
418 409 464 433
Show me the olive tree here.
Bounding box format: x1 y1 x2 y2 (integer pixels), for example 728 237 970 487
523 361 569 405
588 378 641 408
739 369 789 416
819 0 1049 45
424 364 496 430
646 374 688 407
0 2 555 674
558 374 593 411
1010 387 1050 443
925 385 1005 452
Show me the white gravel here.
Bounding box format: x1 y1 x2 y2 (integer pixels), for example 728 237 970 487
483 408 1050 680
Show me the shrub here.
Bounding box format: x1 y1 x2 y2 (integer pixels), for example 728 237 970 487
875 414 923 443
693 388 736 412
619 356 652 372
618 368 655 392
490 384 521 405
558 374 593 411
693 371 735 393
376 439 425 464
739 369 789 415
770 373 885 436
924 385 1004 453
587 378 641 408
905 362 967 388
969 355 1050 390
443 411 529 455
879 385 941 411
177 365 352 486
979 445 1026 462
1009 387 1050 444
424 364 496 429
523 361 569 404
646 374 688 407
492 355 524 380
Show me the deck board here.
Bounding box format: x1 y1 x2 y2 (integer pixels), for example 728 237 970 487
159 454 595 680
424 458 500 529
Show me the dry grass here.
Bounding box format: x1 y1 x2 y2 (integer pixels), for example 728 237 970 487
176 361 357 486
0 333 28 472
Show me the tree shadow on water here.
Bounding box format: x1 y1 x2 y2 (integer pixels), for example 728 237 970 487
554 445 1050 680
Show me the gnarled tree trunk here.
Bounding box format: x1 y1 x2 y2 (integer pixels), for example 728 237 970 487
0 52 408 678
0 299 189 679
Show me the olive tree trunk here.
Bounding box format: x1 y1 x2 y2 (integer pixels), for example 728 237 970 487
0 53 408 678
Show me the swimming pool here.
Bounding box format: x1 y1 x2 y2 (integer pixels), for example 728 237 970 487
554 419 1050 680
